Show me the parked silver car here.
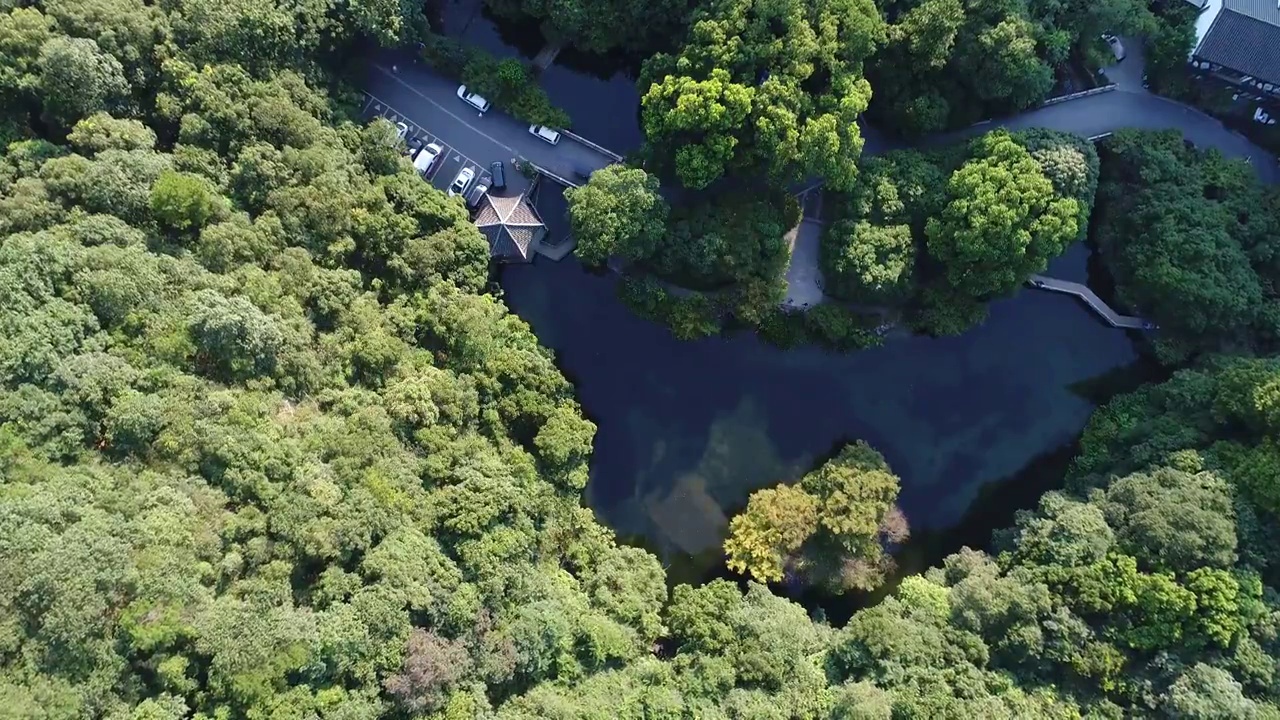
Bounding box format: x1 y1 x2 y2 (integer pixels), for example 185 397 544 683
466 181 490 209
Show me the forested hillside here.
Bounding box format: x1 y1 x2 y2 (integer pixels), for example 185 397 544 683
5 0 1280 717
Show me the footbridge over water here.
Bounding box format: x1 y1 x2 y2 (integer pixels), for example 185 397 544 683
1026 275 1155 330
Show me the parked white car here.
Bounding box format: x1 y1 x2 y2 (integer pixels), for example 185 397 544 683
456 85 491 113
528 124 561 145
448 167 475 197
1102 34 1125 62
413 142 443 175
395 121 409 139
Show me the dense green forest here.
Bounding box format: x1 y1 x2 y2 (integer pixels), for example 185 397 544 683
821 128 1097 335
6 0 1280 716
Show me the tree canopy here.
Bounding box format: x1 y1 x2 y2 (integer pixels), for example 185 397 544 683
725 442 909 591
564 164 668 266
638 0 883 190
7 0 1280 716
866 0 1154 134
821 128 1095 334
925 130 1079 297
1093 129 1280 361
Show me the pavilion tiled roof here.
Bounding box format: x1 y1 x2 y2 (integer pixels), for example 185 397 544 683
473 193 545 262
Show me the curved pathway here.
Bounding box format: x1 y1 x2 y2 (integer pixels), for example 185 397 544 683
367 47 1278 323
928 90 1279 184
783 79 1280 312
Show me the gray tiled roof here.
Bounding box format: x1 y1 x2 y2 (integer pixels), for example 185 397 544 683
473 193 544 261
1225 0 1280 25
1196 8 1280 85
478 225 534 260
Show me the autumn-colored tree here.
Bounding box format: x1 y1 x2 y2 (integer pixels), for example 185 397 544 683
724 484 819 582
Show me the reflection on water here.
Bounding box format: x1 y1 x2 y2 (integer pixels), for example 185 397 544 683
635 397 806 555
500 248 1141 566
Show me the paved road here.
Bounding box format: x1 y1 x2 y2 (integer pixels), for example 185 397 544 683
364 96 505 195
363 62 619 186
1102 36 1146 92
928 89 1280 184
783 221 824 308
788 87 1280 309
364 48 1279 320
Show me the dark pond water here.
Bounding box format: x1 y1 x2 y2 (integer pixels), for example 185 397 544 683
443 8 1150 579
500 240 1144 575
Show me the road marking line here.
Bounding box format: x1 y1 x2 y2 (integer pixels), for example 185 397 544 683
368 67 519 155
364 90 497 186
371 90 494 181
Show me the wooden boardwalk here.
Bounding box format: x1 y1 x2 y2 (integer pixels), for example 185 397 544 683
1027 275 1155 330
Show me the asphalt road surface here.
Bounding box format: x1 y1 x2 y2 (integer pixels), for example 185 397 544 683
364 96 501 195
362 62 620 186
931 89 1280 185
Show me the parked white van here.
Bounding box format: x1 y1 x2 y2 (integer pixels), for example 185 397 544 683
456 85 491 113
528 125 561 145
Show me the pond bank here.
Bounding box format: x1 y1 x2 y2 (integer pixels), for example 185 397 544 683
499 241 1151 578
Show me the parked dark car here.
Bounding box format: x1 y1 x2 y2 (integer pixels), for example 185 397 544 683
572 166 593 184
490 161 506 190
405 136 423 157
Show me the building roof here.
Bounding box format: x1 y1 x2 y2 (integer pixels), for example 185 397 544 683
473 193 545 261
1196 4 1280 85
1225 0 1280 25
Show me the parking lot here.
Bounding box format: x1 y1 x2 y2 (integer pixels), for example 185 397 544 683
362 93 511 196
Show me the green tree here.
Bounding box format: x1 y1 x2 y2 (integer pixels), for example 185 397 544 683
639 0 882 190
926 131 1078 297
67 112 157 154
37 35 131 128
651 191 796 287
1099 466 1237 574
822 220 915 304
641 67 753 190
800 442 904 554
1164 663 1260 719
186 289 285 381
150 169 223 232
724 484 819 583
41 0 171 87
0 8 56 104
564 164 668 265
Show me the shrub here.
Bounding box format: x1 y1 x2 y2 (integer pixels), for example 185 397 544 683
803 304 882 351
420 34 570 128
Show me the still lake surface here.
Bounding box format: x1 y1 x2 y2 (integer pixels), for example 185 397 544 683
501 243 1141 572
443 8 1145 574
